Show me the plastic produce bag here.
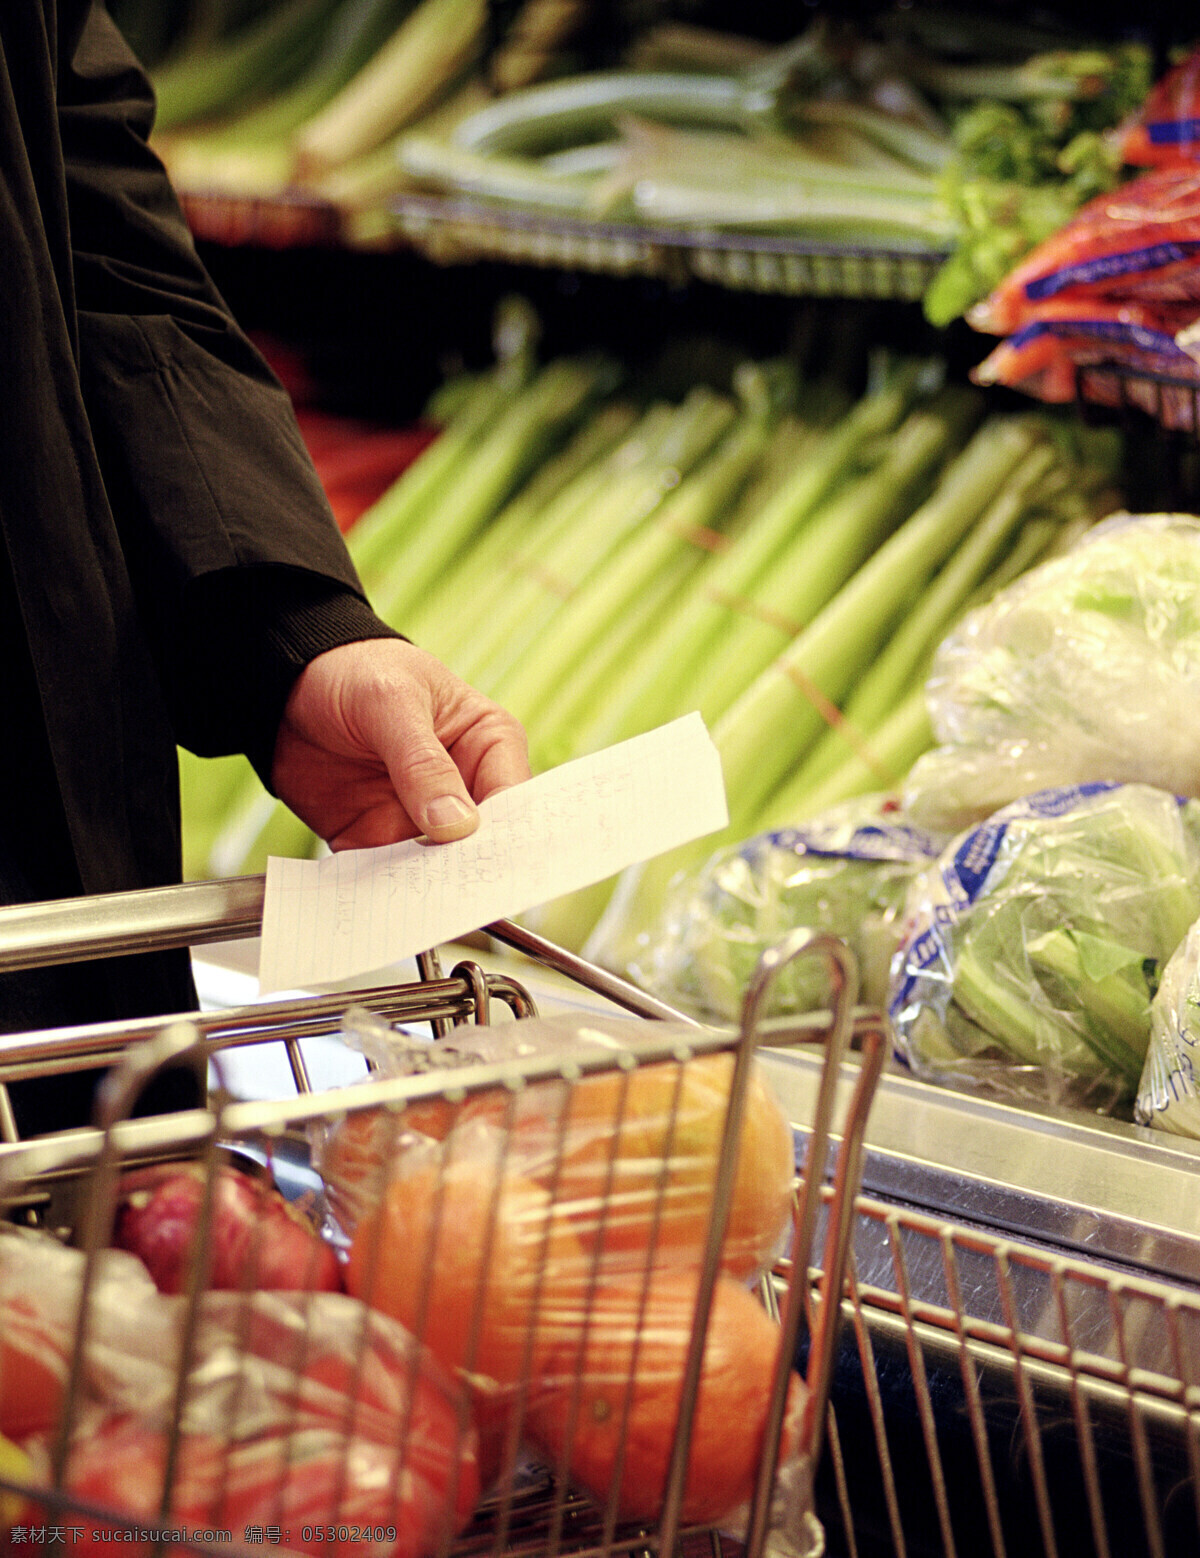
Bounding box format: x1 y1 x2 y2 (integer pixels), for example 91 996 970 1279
0 1229 480 1556
646 794 947 1022
904 514 1200 834
1136 917 1200 1137
314 1014 816 1545
890 782 1200 1114
315 1012 796 1281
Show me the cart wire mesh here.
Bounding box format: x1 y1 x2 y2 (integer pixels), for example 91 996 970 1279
0 883 882 1558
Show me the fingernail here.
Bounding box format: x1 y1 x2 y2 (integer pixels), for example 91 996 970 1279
425 795 475 833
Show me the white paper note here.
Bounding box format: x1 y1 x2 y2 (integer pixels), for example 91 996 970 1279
258 713 728 993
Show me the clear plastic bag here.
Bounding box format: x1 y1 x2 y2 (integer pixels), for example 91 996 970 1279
1136 917 1200 1137
646 794 947 1022
904 514 1200 834
890 782 1200 1114
313 1013 812 1540
314 1011 796 1276
0 1229 480 1556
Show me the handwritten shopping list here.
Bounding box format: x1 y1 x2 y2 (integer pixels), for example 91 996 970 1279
258 713 728 992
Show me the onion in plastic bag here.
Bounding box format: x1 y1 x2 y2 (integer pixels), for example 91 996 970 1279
890 782 1200 1114
1137 917 1200 1138
903 514 1200 833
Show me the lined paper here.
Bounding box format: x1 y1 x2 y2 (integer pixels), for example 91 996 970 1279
258 713 727 993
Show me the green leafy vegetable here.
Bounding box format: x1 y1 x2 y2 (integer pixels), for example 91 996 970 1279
891 783 1200 1115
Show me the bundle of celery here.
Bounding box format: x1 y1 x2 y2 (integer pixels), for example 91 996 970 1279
180 327 1119 950
147 0 491 201
391 12 1149 320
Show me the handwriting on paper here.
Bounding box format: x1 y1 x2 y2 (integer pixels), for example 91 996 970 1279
258 713 727 993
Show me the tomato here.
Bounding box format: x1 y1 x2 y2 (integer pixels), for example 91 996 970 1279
113 1163 341 1295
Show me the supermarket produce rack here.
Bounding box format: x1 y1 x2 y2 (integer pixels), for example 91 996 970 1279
0 876 885 1558
760 1048 1200 1557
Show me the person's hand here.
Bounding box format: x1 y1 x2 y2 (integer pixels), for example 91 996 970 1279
270 639 530 851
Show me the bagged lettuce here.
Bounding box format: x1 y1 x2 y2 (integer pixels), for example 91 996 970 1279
1136 918 1200 1138
890 783 1200 1114
903 514 1200 834
649 794 947 1022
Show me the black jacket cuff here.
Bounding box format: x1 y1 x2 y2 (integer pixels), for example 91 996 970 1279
173 566 403 786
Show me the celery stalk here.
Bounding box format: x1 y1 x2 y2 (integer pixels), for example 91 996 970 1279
467 388 739 697
713 413 1050 832
407 401 638 660
348 352 533 593
684 388 980 726
765 685 936 824
783 436 1058 801
152 0 343 131
448 401 684 684
1025 929 1150 1086
528 549 699 770
295 0 487 171
369 355 614 627
581 363 925 753
493 384 781 726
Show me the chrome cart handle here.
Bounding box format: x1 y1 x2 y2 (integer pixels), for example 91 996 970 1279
0 873 699 1025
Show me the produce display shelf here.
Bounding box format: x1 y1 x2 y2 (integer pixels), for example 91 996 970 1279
1075 361 1200 438
762 1045 1200 1557
389 193 949 301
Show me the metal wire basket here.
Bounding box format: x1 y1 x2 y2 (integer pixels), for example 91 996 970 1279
0 878 885 1558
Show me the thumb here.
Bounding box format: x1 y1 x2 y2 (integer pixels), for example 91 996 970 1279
388 735 481 842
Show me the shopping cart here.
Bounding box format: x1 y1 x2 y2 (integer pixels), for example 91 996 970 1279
0 874 886 1558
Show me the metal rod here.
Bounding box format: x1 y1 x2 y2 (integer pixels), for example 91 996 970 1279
483 917 702 1025
0 872 698 1029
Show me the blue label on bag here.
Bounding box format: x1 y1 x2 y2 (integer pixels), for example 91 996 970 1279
1025 241 1200 301
1148 118 1200 145
761 821 944 866
1008 317 1182 355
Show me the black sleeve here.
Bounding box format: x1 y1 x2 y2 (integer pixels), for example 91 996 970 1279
58 2 400 767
